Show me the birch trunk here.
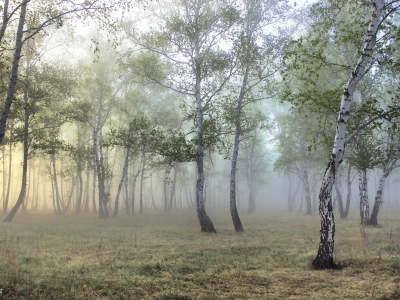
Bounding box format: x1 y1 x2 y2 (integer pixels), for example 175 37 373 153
229 43 250 230
193 28 215 232
139 150 145 215
358 168 370 225
0 0 27 145
312 0 384 269
113 149 129 217
369 163 397 225
3 60 30 221
302 162 312 215
93 88 108 218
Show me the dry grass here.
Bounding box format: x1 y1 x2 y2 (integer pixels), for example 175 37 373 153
0 208 400 299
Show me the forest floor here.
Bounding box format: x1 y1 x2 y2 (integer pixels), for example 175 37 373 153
0 208 400 299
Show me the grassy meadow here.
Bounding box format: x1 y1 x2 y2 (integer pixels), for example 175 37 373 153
0 208 400 299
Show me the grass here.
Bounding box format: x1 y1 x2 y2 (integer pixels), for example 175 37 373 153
0 208 400 299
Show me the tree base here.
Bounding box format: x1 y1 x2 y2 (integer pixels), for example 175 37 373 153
231 208 244 232
312 257 339 270
199 215 216 233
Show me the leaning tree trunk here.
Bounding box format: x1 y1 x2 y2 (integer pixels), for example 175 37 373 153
229 58 249 230
193 39 216 233
113 149 129 217
0 0 27 145
3 68 30 222
369 163 396 225
312 0 384 270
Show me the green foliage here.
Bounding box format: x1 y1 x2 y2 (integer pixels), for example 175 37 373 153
124 51 167 83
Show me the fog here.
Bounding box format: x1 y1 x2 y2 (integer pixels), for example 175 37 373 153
0 0 399 287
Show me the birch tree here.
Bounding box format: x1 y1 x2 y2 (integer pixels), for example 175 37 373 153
125 0 240 232
0 0 128 146
280 0 400 268
225 0 290 231
309 0 385 269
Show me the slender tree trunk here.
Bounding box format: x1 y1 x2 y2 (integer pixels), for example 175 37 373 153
358 168 370 225
0 0 28 145
139 150 145 215
92 169 96 213
125 160 130 215
229 59 249 229
369 163 396 225
163 163 168 212
113 149 129 217
312 0 383 270
168 164 178 212
335 180 345 218
193 34 216 233
84 163 90 213
131 161 141 216
63 178 77 214
75 170 83 214
51 153 62 214
3 128 12 214
3 57 30 221
150 175 157 210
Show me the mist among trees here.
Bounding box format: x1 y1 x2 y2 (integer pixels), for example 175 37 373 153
1 0 400 298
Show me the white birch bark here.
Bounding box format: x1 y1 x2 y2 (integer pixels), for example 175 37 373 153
194 27 216 233
312 0 384 269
